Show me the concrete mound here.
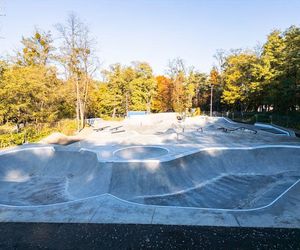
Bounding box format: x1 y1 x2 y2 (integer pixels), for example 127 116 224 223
39 132 81 145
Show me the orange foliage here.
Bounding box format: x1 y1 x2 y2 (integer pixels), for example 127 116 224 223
209 67 219 85
152 75 173 112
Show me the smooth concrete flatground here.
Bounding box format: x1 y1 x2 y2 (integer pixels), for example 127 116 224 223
0 114 300 228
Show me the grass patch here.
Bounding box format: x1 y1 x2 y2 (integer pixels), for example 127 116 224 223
0 119 77 148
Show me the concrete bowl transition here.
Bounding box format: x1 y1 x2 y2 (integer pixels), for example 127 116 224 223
0 146 299 211
113 146 169 160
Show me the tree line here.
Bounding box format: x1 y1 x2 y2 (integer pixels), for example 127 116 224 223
0 14 299 131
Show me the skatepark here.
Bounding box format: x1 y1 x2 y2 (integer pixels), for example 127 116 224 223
0 114 300 228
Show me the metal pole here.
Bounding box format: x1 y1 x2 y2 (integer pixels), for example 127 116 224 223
210 84 213 117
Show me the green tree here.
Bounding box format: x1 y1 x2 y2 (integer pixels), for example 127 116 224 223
222 52 263 111
93 82 115 117
99 62 156 117
261 26 300 112
281 26 300 111
102 64 130 117
129 62 156 112
191 72 209 110
0 65 61 129
260 30 285 111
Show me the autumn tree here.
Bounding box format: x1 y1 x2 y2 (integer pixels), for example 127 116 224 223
152 75 173 112
0 30 65 129
0 65 61 129
189 72 208 110
209 67 220 116
0 60 8 124
167 58 187 112
16 29 54 66
56 13 98 130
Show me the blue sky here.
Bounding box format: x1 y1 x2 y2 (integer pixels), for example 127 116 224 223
0 0 299 74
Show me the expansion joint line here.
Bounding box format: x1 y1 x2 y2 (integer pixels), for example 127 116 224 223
151 208 156 224
233 215 241 227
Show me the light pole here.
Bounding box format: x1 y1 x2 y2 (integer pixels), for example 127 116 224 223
210 84 213 117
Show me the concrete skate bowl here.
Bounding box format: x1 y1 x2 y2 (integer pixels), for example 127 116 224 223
110 147 300 210
113 146 169 160
0 146 299 210
0 148 107 206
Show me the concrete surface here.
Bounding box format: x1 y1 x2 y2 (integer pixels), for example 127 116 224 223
0 114 300 228
113 146 169 160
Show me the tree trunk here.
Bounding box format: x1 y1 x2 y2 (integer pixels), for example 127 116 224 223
125 93 129 115
79 99 84 130
75 78 80 131
112 107 116 118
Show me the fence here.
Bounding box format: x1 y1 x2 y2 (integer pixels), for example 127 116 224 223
200 110 300 130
